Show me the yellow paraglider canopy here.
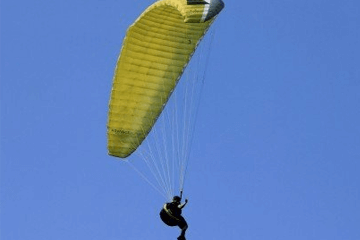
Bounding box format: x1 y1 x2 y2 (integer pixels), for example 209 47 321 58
107 0 224 158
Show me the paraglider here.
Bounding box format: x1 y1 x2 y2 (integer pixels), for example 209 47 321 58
160 192 189 240
107 0 224 238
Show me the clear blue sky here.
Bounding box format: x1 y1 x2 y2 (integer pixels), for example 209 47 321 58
1 0 360 240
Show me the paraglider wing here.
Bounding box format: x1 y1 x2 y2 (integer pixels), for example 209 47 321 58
107 0 224 158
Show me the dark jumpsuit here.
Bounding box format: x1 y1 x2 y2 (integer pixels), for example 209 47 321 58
160 202 187 229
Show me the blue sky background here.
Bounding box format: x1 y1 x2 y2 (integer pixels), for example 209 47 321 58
1 0 360 240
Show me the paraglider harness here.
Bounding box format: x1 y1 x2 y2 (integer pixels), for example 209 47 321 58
160 203 183 226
